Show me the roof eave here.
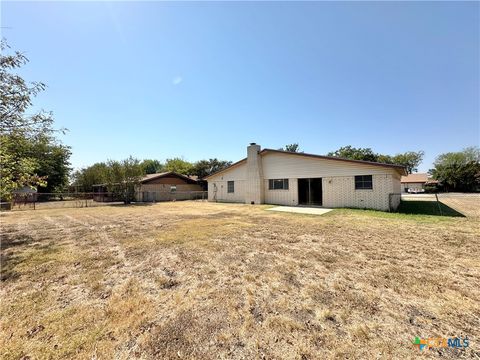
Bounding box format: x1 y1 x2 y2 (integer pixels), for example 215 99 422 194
141 171 198 184
261 149 408 175
203 158 247 180
204 149 408 180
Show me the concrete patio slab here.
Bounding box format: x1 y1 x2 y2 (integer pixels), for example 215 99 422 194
266 206 333 216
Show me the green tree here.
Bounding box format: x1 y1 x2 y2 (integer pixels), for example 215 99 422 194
430 147 480 192
105 156 144 204
140 159 164 174
391 151 425 174
327 146 378 162
0 40 70 200
0 40 56 136
0 134 47 198
1 133 71 194
327 145 424 173
376 154 394 164
164 157 193 175
27 135 71 192
71 162 109 192
284 143 300 152
192 159 232 179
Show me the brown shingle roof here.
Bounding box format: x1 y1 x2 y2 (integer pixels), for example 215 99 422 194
93 171 197 187
401 173 429 183
141 172 170 181
140 172 198 184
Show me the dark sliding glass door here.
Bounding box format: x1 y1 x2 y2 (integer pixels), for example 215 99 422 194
298 178 322 206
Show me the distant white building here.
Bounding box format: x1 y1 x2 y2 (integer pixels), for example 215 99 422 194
205 143 407 211
400 173 438 193
13 186 37 194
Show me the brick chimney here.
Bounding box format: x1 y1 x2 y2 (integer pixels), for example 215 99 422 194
245 143 264 204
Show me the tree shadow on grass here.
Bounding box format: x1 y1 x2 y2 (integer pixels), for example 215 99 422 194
397 201 465 217
1 233 36 282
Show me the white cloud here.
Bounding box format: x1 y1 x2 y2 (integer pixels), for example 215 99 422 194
172 76 183 85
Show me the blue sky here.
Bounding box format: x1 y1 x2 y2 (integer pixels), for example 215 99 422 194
2 1 479 172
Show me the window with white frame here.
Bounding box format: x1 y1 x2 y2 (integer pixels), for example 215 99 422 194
170 185 177 193
227 181 234 193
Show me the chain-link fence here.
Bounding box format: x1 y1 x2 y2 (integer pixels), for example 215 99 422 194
137 191 208 202
7 191 208 211
10 192 123 211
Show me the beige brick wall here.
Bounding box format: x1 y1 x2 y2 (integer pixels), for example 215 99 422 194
390 174 402 210
207 150 404 211
264 178 298 206
323 174 395 211
140 184 202 192
207 162 246 203
208 180 245 203
136 183 203 201
209 173 400 211
392 173 401 193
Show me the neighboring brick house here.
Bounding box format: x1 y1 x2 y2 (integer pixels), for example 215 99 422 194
400 173 438 193
205 143 407 211
136 172 204 202
93 172 204 202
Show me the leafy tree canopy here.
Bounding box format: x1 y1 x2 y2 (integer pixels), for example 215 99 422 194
391 151 425 174
0 134 46 198
429 147 480 192
191 159 232 179
0 40 70 200
105 156 144 204
0 40 56 136
283 143 301 153
327 145 424 174
327 146 378 162
141 159 164 174
164 157 194 175
71 162 109 192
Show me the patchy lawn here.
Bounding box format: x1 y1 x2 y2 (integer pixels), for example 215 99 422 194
1 198 479 359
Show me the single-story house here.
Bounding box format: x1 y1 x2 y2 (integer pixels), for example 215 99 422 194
400 173 438 193
136 172 204 202
205 143 407 211
93 171 204 202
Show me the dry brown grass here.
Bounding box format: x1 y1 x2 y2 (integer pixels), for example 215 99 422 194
1 198 479 359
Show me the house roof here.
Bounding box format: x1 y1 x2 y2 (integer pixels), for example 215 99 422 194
401 173 428 183
401 173 437 184
13 186 37 193
203 158 248 179
140 172 198 184
204 149 407 179
93 171 198 187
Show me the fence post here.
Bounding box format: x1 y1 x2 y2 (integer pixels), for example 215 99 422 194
435 193 443 216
